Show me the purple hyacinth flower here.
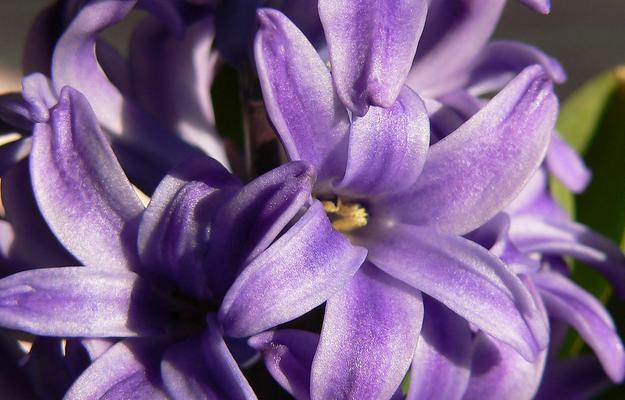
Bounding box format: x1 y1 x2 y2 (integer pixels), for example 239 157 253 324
217 9 558 398
0 83 373 398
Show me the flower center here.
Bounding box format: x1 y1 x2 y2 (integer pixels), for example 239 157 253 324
323 199 368 232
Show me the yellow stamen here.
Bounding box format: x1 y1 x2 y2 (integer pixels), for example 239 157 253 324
323 199 368 232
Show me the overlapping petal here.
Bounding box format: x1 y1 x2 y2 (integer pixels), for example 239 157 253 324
334 86 430 197
535 356 611 400
534 272 625 382
255 8 350 185
0 267 165 337
311 262 423 400
545 132 591 193
30 87 144 270
219 201 367 337
382 65 557 235
249 329 319 400
22 73 57 123
362 223 548 361
318 0 427 115
161 317 256 400
407 297 472 400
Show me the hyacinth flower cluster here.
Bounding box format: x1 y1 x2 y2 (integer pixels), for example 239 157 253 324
0 0 622 399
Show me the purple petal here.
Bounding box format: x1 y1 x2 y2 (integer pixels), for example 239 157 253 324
21 73 57 123
509 216 625 298
318 0 427 115
30 87 144 270
207 161 316 299
463 333 547 400
334 86 430 197
534 271 625 382
407 297 472 400
219 201 367 337
406 0 506 96
0 93 32 133
161 316 256 400
383 65 557 235
0 137 32 179
249 329 319 400
138 157 240 299
535 356 611 400
311 263 423 400
255 8 350 185
0 267 165 337
546 131 591 193
467 41 566 95
362 223 548 361
65 339 168 399
129 16 229 166
518 0 550 14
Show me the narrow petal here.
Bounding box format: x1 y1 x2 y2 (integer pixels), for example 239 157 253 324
406 0 506 96
407 297 472 400
518 0 550 14
138 157 240 299
0 267 166 337
319 0 427 115
467 41 566 95
546 131 591 193
509 216 625 298
129 16 229 166
219 201 367 337
65 339 168 400
534 272 625 382
30 87 144 270
207 161 316 299
383 65 557 235
21 73 57 123
255 8 350 184
161 317 256 400
362 223 548 361
334 86 430 197
463 333 547 400
0 93 32 133
249 329 319 400
311 263 422 400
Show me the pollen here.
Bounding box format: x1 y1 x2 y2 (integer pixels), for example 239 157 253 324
322 199 368 232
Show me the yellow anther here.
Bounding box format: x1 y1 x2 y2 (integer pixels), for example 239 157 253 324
323 199 368 232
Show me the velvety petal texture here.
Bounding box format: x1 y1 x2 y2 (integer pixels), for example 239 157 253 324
30 87 144 270
546 132 591 193
0 267 164 337
363 223 548 361
65 339 168 400
161 317 256 400
334 86 430 197
255 8 350 184
22 73 57 123
383 65 557 235
311 263 423 400
249 329 319 400
220 201 367 337
534 272 625 382
407 297 472 400
318 0 427 115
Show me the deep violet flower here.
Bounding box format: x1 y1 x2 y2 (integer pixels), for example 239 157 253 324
216 9 558 399
0 84 362 398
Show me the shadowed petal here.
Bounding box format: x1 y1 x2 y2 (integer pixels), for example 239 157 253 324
319 0 427 115
535 356 611 400
22 73 57 123
311 263 423 400
249 329 319 400
463 334 547 400
509 216 625 298
161 317 256 400
407 0 506 96
138 157 240 299
65 339 168 400
362 223 548 361
220 201 367 337
407 297 472 400
546 132 591 193
334 86 430 198
255 9 350 185
0 267 165 337
534 272 625 382
383 65 557 235
30 87 144 270
207 161 316 299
